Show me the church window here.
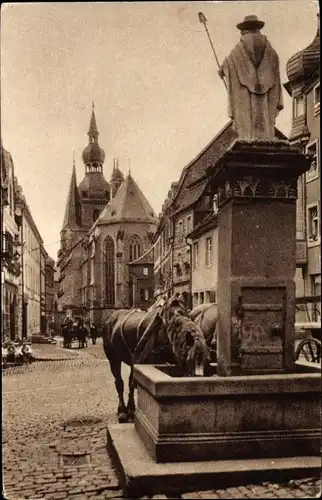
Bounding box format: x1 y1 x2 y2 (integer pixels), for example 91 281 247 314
93 209 100 222
104 236 115 306
129 235 142 262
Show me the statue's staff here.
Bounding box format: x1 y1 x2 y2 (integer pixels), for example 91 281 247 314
198 12 227 91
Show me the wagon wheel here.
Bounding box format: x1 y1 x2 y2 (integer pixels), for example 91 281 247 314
295 338 321 364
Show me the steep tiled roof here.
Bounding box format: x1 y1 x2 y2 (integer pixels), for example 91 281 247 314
170 121 287 216
187 213 219 239
98 173 157 224
170 121 235 216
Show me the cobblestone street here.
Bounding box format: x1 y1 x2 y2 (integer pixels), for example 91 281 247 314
3 340 321 499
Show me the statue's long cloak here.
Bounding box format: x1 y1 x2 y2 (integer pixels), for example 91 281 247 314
221 34 284 140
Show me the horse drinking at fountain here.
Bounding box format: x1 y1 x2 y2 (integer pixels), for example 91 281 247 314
189 302 218 358
102 293 210 423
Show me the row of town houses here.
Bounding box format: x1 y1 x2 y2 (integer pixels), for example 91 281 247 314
1 141 55 342
55 15 320 328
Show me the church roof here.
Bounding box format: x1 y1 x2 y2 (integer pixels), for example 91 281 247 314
98 173 157 224
62 164 82 230
78 172 110 198
111 165 124 181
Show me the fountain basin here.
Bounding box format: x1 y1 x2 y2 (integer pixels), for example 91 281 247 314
134 363 321 463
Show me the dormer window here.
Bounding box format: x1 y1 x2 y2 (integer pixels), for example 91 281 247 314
313 82 320 115
293 95 304 118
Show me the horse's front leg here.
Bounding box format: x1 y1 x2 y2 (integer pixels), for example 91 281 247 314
127 366 136 423
110 360 128 423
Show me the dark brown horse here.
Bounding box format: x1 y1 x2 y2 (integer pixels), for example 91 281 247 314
102 294 210 423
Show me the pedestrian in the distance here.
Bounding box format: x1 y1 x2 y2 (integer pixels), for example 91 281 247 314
90 323 97 345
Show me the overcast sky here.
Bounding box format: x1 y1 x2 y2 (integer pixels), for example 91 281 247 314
1 1 318 259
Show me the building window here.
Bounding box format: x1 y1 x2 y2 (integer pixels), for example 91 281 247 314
292 95 304 118
144 289 149 301
192 242 199 269
82 191 88 198
307 204 320 246
213 194 219 214
129 235 142 262
205 237 212 267
313 82 320 115
199 292 204 305
306 140 319 182
186 215 192 235
104 236 115 306
3 231 13 257
93 209 100 222
143 267 148 276
178 220 183 240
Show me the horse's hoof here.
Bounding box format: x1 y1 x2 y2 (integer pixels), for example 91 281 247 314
118 412 128 423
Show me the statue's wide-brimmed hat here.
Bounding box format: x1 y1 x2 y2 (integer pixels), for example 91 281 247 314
237 15 265 31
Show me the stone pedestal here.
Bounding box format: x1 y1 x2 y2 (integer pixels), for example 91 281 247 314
209 140 309 376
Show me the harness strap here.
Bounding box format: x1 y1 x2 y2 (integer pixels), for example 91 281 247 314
133 310 161 363
136 313 148 344
118 309 137 360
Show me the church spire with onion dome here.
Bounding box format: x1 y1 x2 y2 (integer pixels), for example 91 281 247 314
82 103 106 174
78 105 110 227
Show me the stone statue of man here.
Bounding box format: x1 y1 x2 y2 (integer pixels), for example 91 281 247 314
219 15 283 140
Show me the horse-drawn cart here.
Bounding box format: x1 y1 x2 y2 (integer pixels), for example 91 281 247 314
295 322 321 364
294 294 321 364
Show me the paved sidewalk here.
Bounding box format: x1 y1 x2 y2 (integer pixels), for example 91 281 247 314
32 342 82 361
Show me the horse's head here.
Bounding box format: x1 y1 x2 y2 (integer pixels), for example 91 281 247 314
159 294 210 376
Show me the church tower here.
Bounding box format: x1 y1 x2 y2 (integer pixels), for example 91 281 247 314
79 104 110 228
110 158 124 198
60 156 83 252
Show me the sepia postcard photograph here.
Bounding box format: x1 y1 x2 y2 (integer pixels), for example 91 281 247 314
1 1 321 499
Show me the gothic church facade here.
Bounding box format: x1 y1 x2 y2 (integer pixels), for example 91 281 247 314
57 107 157 323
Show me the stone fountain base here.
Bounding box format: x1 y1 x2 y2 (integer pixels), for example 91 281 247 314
107 363 321 497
